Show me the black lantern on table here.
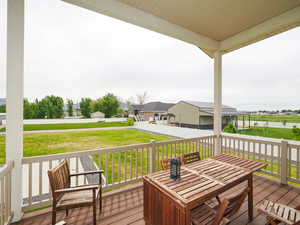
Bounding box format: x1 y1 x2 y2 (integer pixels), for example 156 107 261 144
170 157 181 180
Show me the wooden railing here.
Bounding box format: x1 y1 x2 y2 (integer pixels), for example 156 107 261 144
0 161 14 225
21 136 215 211
221 135 300 185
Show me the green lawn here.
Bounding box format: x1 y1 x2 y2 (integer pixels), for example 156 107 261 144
0 121 132 132
234 126 300 141
0 129 170 164
238 114 300 123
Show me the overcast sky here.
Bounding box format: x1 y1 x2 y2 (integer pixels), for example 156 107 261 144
0 0 300 111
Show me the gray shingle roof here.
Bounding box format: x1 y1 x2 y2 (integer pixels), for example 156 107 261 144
132 102 174 112
182 101 237 115
183 101 234 109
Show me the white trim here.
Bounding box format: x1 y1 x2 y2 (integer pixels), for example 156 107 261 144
6 0 24 221
62 0 219 54
213 52 222 154
220 6 300 53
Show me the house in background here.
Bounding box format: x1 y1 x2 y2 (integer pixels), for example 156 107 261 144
168 101 238 129
131 101 174 121
91 111 105 119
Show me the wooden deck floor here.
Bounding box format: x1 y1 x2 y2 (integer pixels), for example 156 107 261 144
17 175 300 225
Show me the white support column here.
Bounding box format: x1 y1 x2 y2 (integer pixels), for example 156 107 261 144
6 0 25 221
213 51 222 155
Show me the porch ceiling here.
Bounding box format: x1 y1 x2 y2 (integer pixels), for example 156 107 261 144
62 0 300 57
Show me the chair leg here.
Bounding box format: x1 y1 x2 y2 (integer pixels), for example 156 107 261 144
93 201 97 225
99 191 102 213
93 189 97 225
52 209 56 225
216 196 221 204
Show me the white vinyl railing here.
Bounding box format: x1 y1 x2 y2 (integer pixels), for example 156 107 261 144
18 133 300 212
21 136 215 211
221 135 300 185
0 161 13 225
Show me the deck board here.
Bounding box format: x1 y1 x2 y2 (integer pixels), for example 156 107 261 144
17 175 300 225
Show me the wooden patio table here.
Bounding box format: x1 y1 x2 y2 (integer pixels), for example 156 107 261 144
143 154 267 225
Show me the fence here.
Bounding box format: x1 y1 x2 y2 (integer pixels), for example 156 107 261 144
21 135 215 211
0 161 13 225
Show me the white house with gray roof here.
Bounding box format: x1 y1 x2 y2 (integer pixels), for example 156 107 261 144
168 101 238 129
131 101 174 121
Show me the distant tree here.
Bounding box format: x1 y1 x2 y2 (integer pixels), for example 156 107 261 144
40 96 64 118
282 120 287 127
36 98 47 119
80 98 92 118
67 99 74 117
292 126 300 139
136 91 149 105
97 93 120 118
0 105 5 113
34 96 64 119
23 99 34 119
91 100 101 113
117 108 124 117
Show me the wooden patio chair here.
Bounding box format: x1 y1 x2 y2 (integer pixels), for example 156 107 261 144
182 152 201 164
48 159 104 225
257 200 300 225
161 158 172 170
191 199 230 225
191 187 249 225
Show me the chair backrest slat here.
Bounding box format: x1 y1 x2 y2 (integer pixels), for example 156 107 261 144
48 160 70 200
182 152 200 164
224 187 249 218
161 159 171 170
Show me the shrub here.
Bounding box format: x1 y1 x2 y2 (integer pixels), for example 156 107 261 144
127 118 134 126
292 126 300 138
224 122 237 133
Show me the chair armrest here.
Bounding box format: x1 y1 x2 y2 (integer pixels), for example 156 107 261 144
55 185 99 194
70 170 104 177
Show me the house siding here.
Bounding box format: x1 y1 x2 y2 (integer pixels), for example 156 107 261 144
168 101 236 130
168 101 200 125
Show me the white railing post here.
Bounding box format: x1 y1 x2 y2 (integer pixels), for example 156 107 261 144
6 0 25 221
280 140 288 185
213 51 223 155
150 140 156 173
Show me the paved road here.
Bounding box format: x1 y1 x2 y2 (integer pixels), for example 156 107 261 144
135 122 213 138
135 122 300 162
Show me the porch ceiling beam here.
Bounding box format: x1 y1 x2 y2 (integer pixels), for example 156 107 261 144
220 6 300 54
62 0 219 55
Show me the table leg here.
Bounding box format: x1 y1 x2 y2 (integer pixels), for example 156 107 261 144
248 174 253 221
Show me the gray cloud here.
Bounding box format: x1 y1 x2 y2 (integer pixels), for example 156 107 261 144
0 0 299 111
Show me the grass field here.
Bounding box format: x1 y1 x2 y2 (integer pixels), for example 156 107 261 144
0 121 132 132
238 114 300 123
0 129 170 164
235 126 300 141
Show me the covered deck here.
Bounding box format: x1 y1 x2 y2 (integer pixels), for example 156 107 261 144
16 175 300 225
2 0 300 224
